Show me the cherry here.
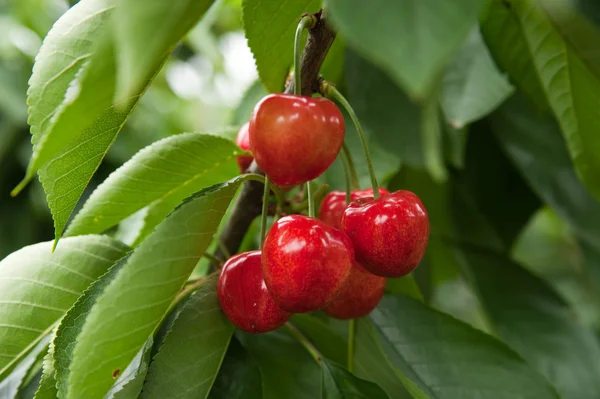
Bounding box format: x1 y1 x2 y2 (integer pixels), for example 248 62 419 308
318 188 390 230
262 215 353 313
341 190 429 277
218 250 290 333
249 94 345 187
235 122 253 173
324 261 386 319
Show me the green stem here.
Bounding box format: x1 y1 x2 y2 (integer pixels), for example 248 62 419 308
284 322 322 364
323 83 380 198
294 15 315 95
306 181 315 218
260 176 270 248
341 142 360 190
340 149 353 204
347 319 356 372
202 251 222 266
245 173 285 208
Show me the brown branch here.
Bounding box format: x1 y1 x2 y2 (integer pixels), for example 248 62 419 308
214 11 336 262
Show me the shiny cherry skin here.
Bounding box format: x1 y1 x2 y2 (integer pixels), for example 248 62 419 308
249 94 345 187
318 188 390 230
235 122 253 173
324 261 386 319
218 250 290 333
341 190 429 277
262 215 354 313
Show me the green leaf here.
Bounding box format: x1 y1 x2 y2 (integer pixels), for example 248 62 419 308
344 50 423 169
113 0 215 100
242 0 321 92
371 295 559 398
321 359 388 399
455 245 600 399
66 133 241 244
0 236 128 380
291 315 347 366
489 94 600 252
108 338 153 399
327 0 486 98
0 336 50 399
421 86 447 182
140 277 233 399
33 342 58 399
208 337 262 399
237 330 320 399
66 177 244 398
482 0 600 202
354 320 415 399
441 29 514 128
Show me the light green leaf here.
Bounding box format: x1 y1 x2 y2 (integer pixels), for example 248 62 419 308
454 245 600 399
321 359 388 399
371 295 559 398
109 338 153 399
208 337 262 399
0 236 128 380
33 342 58 399
327 0 486 99
66 133 241 244
441 29 514 128
237 329 320 399
114 0 215 100
140 277 233 399
66 177 245 399
242 0 321 93
482 0 600 202
0 336 50 398
53 254 130 398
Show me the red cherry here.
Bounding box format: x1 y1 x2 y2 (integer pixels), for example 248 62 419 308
341 190 429 277
262 215 353 313
318 188 391 230
324 261 386 319
218 250 290 333
235 122 253 173
249 94 345 187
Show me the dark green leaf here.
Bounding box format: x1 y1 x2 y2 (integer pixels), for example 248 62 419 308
327 0 486 98
65 177 246 398
33 342 58 399
291 314 347 366
140 277 234 399
208 337 262 399
441 29 514 128
66 134 241 244
237 329 320 399
0 236 128 380
371 295 559 398
321 359 388 399
455 245 600 399
482 0 600 202
242 0 321 92
489 94 600 252
113 0 215 100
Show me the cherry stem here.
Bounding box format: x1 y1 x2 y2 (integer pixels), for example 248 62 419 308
322 82 380 199
294 15 316 96
260 176 271 248
306 181 315 218
172 270 219 310
284 322 323 365
245 173 285 208
339 149 353 204
347 319 356 372
202 251 222 266
342 142 359 190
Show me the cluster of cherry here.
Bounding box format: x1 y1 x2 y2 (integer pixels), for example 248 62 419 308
218 93 429 333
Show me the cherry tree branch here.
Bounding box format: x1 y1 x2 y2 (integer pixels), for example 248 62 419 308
214 10 336 262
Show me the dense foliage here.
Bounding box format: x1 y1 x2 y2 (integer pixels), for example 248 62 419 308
1 0 600 398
